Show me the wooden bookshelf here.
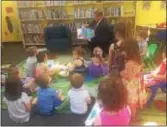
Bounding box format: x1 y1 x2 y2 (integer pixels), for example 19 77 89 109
16 1 136 47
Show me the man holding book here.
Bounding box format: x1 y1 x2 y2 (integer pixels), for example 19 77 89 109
85 9 114 55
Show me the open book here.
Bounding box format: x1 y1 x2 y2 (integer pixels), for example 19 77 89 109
77 27 95 40
85 101 103 126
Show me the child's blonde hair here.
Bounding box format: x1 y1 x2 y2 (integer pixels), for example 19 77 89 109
70 73 84 89
73 46 86 58
26 46 38 57
35 73 50 88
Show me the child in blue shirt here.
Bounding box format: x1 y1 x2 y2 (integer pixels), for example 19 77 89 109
35 73 64 115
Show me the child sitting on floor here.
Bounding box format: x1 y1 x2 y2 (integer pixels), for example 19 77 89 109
145 46 166 107
136 30 149 57
36 52 55 77
68 73 91 114
6 65 35 94
25 46 38 78
35 73 64 115
88 47 109 77
68 46 86 72
3 76 33 123
94 76 131 126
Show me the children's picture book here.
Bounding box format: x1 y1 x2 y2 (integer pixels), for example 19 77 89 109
77 27 95 40
85 101 103 126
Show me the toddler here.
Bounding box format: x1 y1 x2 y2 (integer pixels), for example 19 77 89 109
94 77 131 126
136 30 149 57
36 51 55 77
35 73 64 115
25 46 38 78
68 46 86 72
108 21 131 76
68 73 91 114
88 47 109 77
145 46 166 107
7 65 35 93
3 76 33 123
120 38 146 121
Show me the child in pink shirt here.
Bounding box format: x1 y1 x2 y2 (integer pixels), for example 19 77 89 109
94 76 131 126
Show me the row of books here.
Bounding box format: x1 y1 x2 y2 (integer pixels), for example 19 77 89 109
19 10 45 20
104 7 123 17
47 21 87 31
44 9 67 20
17 1 66 7
17 1 43 7
19 9 68 20
24 35 44 44
44 1 66 6
22 24 43 33
71 1 96 5
73 8 95 18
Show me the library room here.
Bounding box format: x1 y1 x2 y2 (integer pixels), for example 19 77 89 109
1 1 166 126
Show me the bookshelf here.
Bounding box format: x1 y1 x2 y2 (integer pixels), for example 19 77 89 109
16 1 136 47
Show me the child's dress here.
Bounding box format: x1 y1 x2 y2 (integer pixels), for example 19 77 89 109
99 106 131 126
121 60 147 107
88 61 109 77
110 43 125 76
74 58 86 73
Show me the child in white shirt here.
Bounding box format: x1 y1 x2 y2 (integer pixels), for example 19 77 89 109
3 76 33 123
68 73 91 114
136 30 149 57
25 46 38 78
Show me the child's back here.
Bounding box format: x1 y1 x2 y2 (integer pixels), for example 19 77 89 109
68 86 90 114
68 73 91 114
4 92 31 123
100 106 131 126
37 87 61 115
26 56 37 77
25 46 38 77
35 73 63 115
4 76 32 123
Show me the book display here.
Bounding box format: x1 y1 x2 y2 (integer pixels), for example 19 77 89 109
16 1 136 47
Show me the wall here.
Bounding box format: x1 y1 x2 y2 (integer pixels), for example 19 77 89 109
136 1 166 26
2 1 22 42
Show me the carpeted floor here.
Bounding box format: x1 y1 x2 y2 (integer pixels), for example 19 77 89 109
1 43 166 126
